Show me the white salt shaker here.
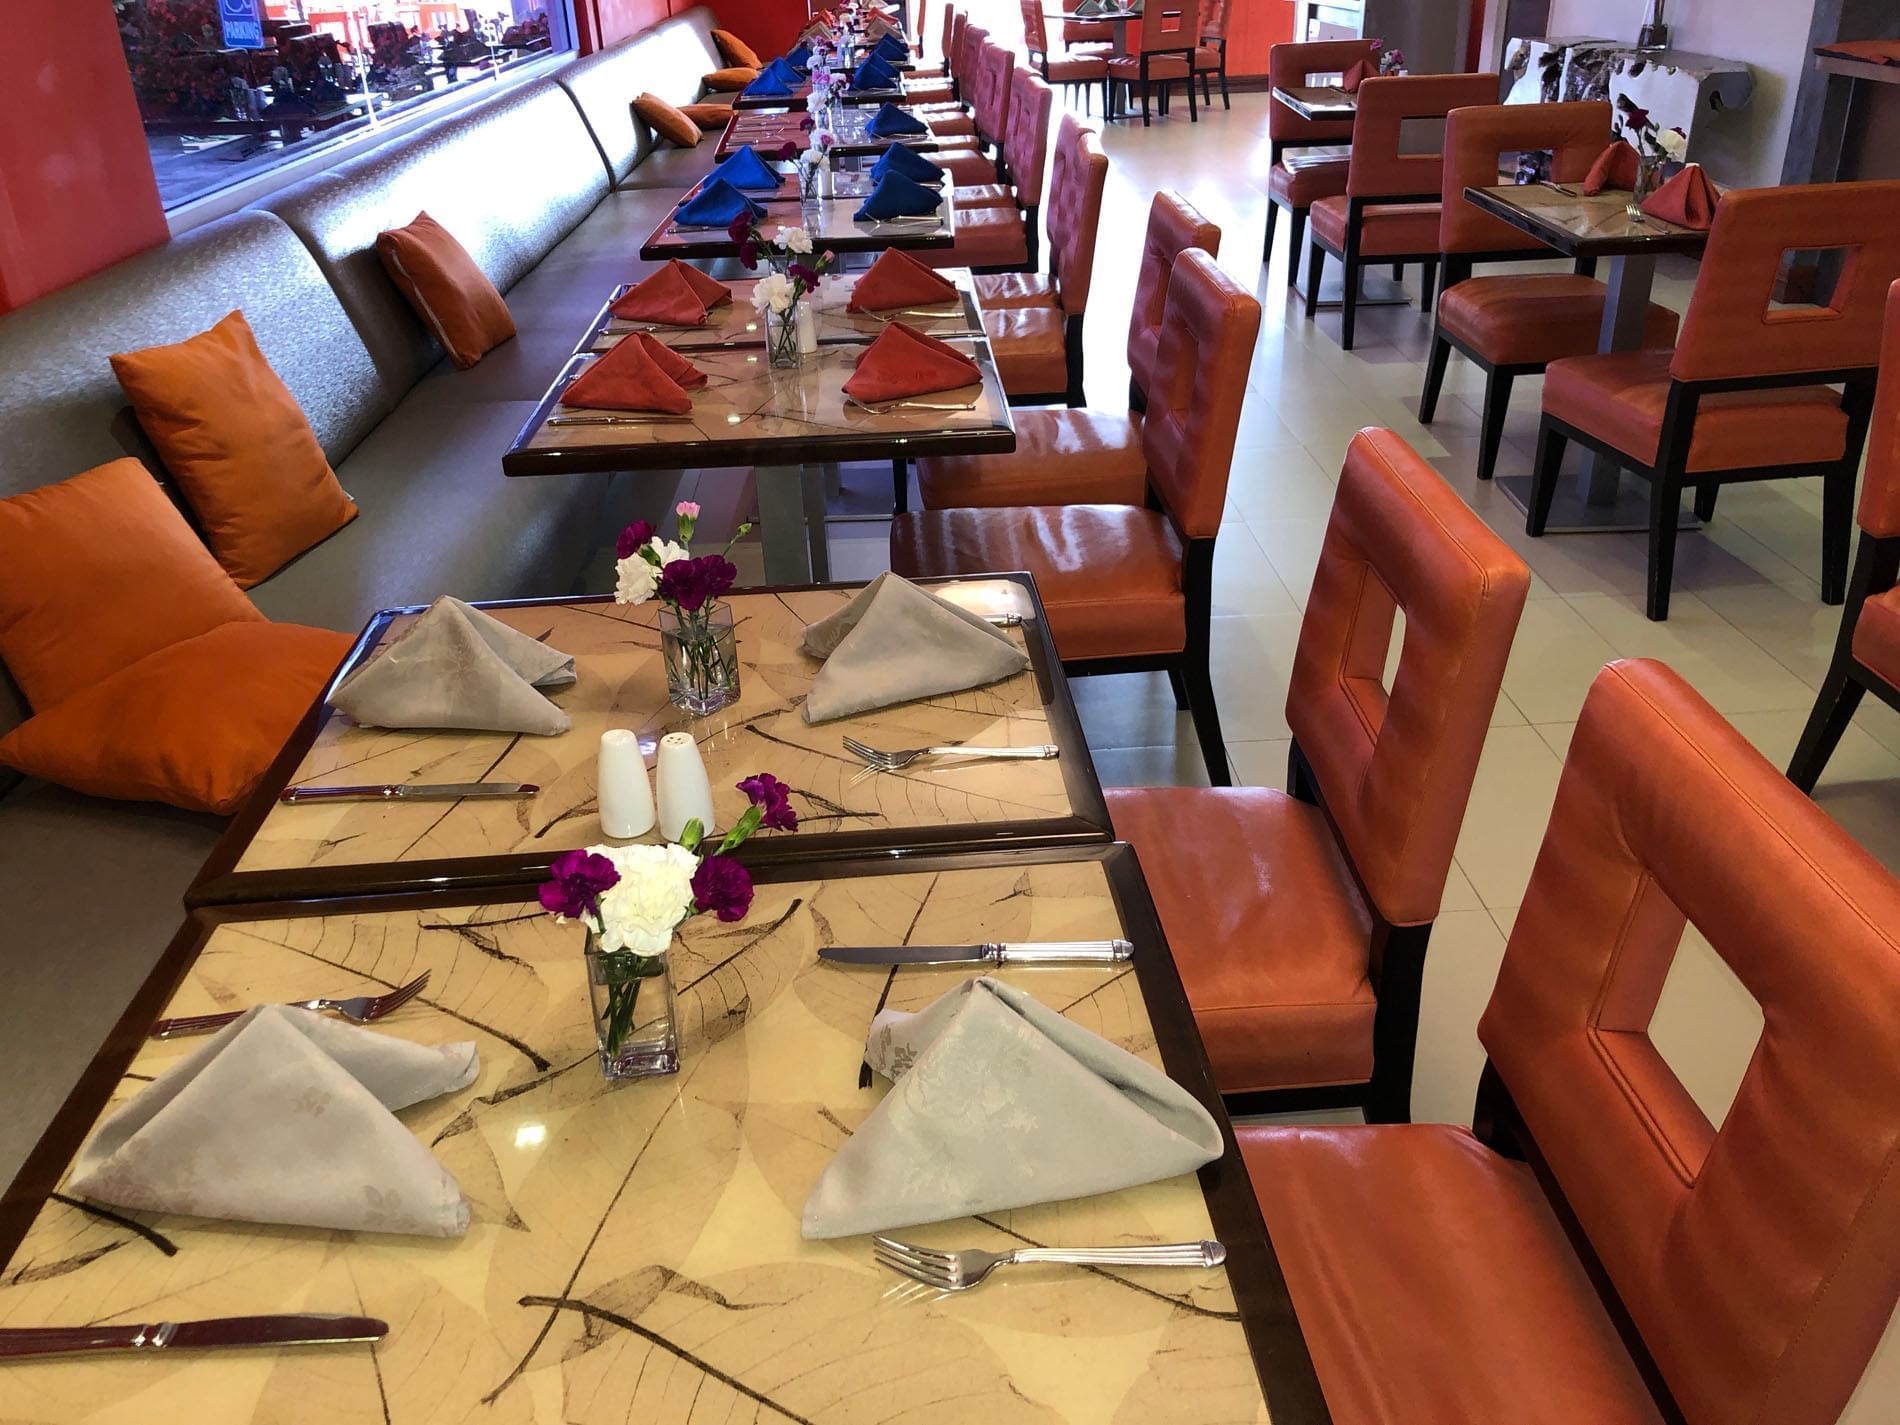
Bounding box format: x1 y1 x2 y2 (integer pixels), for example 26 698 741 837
655 731 717 842
597 729 655 839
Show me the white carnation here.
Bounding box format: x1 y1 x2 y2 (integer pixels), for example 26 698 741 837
589 842 699 954
1656 127 1688 160
751 271 795 314
647 536 690 566
615 553 659 605
778 225 814 254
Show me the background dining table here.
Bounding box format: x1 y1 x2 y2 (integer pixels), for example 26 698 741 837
1270 84 1357 122
639 192 956 262
716 106 944 160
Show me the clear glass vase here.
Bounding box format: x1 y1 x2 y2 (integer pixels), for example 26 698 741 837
768 306 803 369
585 934 679 1080
1629 151 1664 219
659 600 741 715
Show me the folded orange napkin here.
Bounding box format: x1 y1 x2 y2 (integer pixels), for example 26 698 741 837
843 322 980 403
560 333 706 414
610 261 733 326
1582 141 1640 195
1640 163 1720 230
847 250 960 312
1341 59 1376 92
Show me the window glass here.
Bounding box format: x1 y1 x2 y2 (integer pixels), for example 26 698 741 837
113 1 575 210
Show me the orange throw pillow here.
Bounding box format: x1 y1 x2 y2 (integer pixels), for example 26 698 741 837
0 621 352 813
110 311 358 590
0 458 262 713
376 211 518 370
680 101 734 130
634 93 701 149
711 28 763 68
703 66 759 92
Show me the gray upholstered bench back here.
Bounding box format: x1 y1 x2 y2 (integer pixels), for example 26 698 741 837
263 79 610 401
0 209 386 786
558 6 726 185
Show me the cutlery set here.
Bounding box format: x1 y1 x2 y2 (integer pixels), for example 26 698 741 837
843 735 1058 772
279 781 538 803
147 971 431 1041
873 1237 1225 1291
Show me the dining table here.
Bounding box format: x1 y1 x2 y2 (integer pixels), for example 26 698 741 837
638 191 956 262
187 575 1107 905
0 841 1328 1424
732 77 912 111
1044 3 1144 49
1463 181 1714 532
716 105 944 160
1270 84 1356 122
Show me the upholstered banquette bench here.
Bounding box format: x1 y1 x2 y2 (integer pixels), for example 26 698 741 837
0 8 742 1181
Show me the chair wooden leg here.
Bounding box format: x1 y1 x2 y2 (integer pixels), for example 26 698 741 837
1186 68 1198 121
1340 258 1360 351
1263 198 1280 265
1181 656 1231 787
1286 209 1307 289
1419 334 1451 423
1218 66 1229 108
1693 483 1719 521
1364 921 1432 1125
1646 470 1683 621
1140 77 1151 126
891 458 909 514
1477 368 1514 483
1822 462 1855 605
1419 257 1438 311
1789 662 1866 793
1166 665 1189 710
1305 240 1325 320
1391 262 1403 281
1527 422 1566 536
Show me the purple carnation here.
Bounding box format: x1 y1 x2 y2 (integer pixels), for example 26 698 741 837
799 115 816 131
616 519 656 559
738 772 798 831
775 140 799 161
539 848 619 920
691 854 754 922
738 236 760 271
788 262 820 287
658 554 738 612
727 211 754 244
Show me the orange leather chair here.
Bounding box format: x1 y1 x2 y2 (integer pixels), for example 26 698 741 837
1305 72 1498 351
904 3 958 96
1064 15 1115 53
922 70 1053 278
1241 657 1900 1425
1262 38 1376 280
891 249 1261 784
1106 0 1200 127
1419 101 1679 484
929 39 1012 180
910 191 1217 511
977 115 1108 407
1191 0 1228 110
1021 0 1106 112
1110 429 1529 1120
1530 181 1900 620
1790 277 1900 791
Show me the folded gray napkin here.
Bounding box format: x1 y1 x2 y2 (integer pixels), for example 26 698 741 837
802 977 1222 1239
68 1005 479 1238
332 595 576 735
800 572 1029 724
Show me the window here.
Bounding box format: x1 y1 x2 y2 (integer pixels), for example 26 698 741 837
113 1 576 210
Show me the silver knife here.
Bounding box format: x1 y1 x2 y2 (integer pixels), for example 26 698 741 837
279 782 539 804
821 940 1134 966
0 1314 388 1360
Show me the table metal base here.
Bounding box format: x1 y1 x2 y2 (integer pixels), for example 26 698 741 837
1496 472 1702 535
756 464 832 583
1293 271 1411 312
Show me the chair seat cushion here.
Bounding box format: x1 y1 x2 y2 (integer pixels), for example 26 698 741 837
934 148 998 185
1439 275 1678 368
1310 196 1443 258
906 81 957 103
1854 587 1900 685
973 272 1057 309
916 408 1147 509
1543 350 1850 474
1109 787 1376 1091
1044 55 1108 81
923 205 1029 272
1193 45 1223 69
1239 1124 1668 1425
1107 54 1191 79
954 183 1016 209
890 505 1185 660
928 114 979 138
1269 150 1350 208
983 305 1068 395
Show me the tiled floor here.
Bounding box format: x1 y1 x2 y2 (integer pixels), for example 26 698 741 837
711 90 1900 1415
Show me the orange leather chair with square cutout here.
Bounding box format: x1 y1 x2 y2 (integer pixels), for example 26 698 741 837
1022 0 1106 112
892 248 1260 785
1419 101 1679 483
1529 181 1900 620
1105 0 1201 127
902 4 958 99
1191 0 1229 110
1261 38 1376 280
1305 71 1498 350
1240 657 1900 1425
1109 428 1529 1121
1789 277 1900 791
909 192 1217 513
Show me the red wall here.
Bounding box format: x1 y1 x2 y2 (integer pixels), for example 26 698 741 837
0 2 168 313
579 0 809 56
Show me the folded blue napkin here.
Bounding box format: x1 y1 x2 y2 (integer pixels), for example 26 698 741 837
709 145 783 191
764 55 806 82
855 172 944 221
871 144 945 186
675 178 767 229
867 103 928 138
853 56 899 90
787 42 813 69
745 68 796 98
874 33 910 62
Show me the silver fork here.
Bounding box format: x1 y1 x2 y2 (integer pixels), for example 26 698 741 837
873 1236 1225 1291
843 736 1058 772
843 394 979 415
148 972 432 1040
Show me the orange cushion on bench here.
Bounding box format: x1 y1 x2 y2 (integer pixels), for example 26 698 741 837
634 92 702 148
376 210 518 369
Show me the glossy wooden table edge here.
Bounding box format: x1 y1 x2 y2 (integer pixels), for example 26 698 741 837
186 573 1112 908
1460 185 1711 259
570 281 985 357
4 840 1331 1425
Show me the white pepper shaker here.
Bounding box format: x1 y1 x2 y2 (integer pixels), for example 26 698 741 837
597 729 655 839
655 731 717 842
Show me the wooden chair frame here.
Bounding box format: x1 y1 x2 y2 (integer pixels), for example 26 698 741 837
1194 35 1229 110
1788 531 1900 789
1262 135 1347 278
1529 367 1878 620
1304 192 1441 351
